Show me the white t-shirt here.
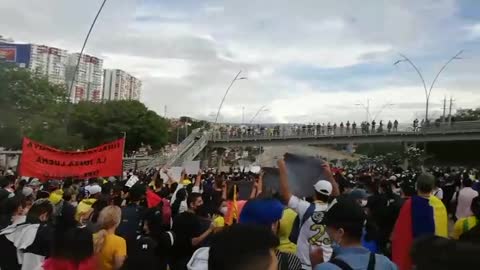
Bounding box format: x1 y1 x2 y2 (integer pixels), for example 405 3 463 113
288 195 332 270
456 187 479 219
433 188 443 200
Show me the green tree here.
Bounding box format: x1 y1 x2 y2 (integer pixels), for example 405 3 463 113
168 116 210 144
0 62 74 148
0 63 168 152
69 100 169 152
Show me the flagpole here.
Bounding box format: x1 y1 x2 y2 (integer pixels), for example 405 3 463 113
121 131 127 176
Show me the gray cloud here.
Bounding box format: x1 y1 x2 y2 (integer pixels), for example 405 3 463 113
0 0 478 124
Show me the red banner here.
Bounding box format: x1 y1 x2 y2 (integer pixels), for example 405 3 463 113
19 137 125 180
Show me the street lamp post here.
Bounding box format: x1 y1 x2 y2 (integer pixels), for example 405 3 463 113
355 99 371 122
394 50 463 122
242 106 245 125
214 71 247 124
372 103 395 121
250 105 269 124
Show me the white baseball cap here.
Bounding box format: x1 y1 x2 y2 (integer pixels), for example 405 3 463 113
313 180 333 196
85 185 102 196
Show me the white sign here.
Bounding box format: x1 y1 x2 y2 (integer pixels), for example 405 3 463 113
159 167 184 182
125 175 139 188
169 167 184 182
183 161 200 175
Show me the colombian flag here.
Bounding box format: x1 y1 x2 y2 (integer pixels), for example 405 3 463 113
225 185 247 225
392 195 448 270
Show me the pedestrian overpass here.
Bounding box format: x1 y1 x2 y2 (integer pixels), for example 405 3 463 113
167 121 480 167
3 122 480 171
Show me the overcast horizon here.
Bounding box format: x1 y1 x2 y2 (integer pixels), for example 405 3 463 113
1 0 479 124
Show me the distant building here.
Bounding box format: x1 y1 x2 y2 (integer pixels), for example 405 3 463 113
0 42 31 67
1 37 139 104
0 35 14 43
0 42 68 86
66 53 104 103
102 69 142 101
30 45 68 86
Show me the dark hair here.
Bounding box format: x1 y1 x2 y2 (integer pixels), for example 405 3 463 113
154 176 164 189
187 193 202 209
62 187 76 202
324 198 365 240
63 178 73 190
51 201 94 262
88 178 98 185
36 190 50 200
314 191 330 203
27 199 53 222
1 195 25 217
15 180 27 196
209 224 279 270
463 178 473 188
91 197 109 223
172 188 187 217
471 196 480 219
417 173 435 194
401 180 416 197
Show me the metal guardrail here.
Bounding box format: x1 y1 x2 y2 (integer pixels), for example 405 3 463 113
210 121 480 142
171 130 211 166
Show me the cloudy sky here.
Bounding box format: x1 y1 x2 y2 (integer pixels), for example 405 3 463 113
1 0 480 124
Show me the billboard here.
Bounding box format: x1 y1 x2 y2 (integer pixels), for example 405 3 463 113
0 47 16 61
0 43 31 67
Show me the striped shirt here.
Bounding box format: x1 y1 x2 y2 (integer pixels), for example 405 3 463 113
276 250 302 270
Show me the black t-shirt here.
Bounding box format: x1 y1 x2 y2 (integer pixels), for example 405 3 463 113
0 233 19 270
117 204 145 254
122 235 160 270
171 211 202 260
367 193 403 239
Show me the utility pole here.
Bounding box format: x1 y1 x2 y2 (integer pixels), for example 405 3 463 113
242 106 245 125
442 96 447 123
448 97 454 125
366 99 370 123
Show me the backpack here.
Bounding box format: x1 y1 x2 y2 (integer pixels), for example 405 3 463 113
330 252 376 270
121 235 159 270
289 203 316 244
155 198 172 230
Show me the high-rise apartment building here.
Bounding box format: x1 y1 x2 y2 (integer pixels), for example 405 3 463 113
0 42 68 86
1 37 138 103
103 69 142 101
30 45 68 86
66 53 104 103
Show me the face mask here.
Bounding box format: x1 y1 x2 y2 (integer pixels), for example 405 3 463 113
360 200 368 207
331 240 341 254
220 206 228 215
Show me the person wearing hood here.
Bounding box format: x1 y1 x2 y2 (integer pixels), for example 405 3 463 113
76 185 102 226
0 198 54 270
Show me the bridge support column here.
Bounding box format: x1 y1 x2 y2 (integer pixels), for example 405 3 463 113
202 147 211 168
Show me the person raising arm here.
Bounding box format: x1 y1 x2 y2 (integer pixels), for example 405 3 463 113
277 158 336 270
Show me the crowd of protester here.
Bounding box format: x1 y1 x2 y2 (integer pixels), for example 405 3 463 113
212 118 462 139
0 161 479 270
